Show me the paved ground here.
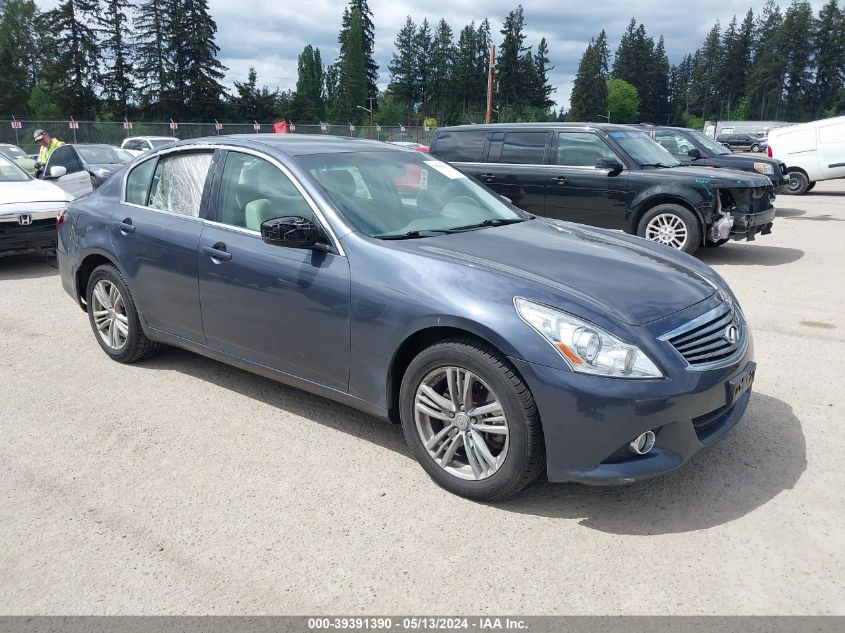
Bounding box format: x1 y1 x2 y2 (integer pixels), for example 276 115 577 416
1 182 843 615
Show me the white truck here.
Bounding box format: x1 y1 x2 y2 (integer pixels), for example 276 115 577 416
767 115 845 195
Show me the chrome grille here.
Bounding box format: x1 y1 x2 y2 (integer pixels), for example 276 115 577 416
661 301 745 369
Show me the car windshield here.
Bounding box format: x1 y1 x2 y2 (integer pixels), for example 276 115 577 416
76 146 133 165
0 145 28 160
609 130 681 167
689 130 731 155
296 150 527 238
0 154 30 182
151 139 176 148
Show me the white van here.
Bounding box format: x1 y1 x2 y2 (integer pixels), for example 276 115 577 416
767 115 845 194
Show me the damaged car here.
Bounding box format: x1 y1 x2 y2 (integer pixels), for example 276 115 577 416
430 123 776 255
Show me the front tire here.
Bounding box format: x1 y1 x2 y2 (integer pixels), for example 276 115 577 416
785 170 809 195
399 338 545 501
637 204 702 255
805 182 816 192
86 264 160 363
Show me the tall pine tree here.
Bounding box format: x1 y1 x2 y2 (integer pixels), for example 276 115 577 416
98 0 134 117
344 0 378 103
134 0 170 115
388 16 418 121
293 44 324 122
0 0 39 116
333 7 368 124
496 6 529 111
569 30 609 121
813 0 845 116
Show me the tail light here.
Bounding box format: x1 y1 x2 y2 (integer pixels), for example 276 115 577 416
767 146 772 158
56 207 68 231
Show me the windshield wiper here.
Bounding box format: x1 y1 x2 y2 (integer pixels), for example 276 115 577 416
373 229 451 240
445 217 529 233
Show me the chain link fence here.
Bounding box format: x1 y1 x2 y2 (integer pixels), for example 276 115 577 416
0 120 436 155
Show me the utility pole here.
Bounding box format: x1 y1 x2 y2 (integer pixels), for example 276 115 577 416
485 45 496 124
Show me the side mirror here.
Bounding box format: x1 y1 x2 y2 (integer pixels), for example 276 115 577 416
260 216 321 249
687 148 702 160
595 157 624 172
48 166 67 179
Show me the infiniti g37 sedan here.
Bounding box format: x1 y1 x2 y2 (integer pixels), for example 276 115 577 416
57 135 755 500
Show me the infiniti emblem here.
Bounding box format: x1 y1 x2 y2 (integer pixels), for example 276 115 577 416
725 324 740 345
17 214 32 226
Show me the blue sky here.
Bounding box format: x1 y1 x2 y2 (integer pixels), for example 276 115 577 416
36 0 828 110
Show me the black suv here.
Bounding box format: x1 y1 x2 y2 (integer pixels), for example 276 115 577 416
716 133 765 152
429 123 775 255
637 125 788 192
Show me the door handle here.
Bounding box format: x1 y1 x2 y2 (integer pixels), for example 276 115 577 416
480 173 495 182
551 176 567 184
202 244 232 262
116 218 135 234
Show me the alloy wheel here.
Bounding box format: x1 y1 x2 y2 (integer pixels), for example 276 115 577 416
645 213 689 250
414 366 509 481
91 279 129 351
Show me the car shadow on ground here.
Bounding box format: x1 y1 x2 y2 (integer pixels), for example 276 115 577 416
142 350 805 535
498 393 806 534
775 207 806 218
0 252 58 280
698 244 804 266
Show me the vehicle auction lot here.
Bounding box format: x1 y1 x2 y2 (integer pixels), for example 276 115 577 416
1 183 843 615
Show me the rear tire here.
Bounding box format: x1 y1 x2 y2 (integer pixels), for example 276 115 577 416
785 171 809 195
399 338 545 501
86 264 160 363
637 204 702 255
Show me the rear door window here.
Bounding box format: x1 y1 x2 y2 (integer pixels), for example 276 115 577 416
125 158 157 206
148 151 214 217
431 131 487 162
498 132 549 165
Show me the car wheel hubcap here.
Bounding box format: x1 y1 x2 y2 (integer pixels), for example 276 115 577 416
645 213 688 249
414 366 509 481
91 279 129 351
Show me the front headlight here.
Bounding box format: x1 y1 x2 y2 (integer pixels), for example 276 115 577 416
514 298 663 379
753 162 775 175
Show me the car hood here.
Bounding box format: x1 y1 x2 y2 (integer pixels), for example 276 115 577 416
0 178 73 204
653 165 772 187
388 219 719 326
695 154 783 171
87 162 125 173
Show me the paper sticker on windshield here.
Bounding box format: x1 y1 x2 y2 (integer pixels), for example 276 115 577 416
420 169 428 190
424 161 467 179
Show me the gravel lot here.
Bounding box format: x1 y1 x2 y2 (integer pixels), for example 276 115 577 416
1 181 843 615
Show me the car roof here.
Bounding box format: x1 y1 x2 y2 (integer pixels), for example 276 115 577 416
435 122 638 133
175 134 403 156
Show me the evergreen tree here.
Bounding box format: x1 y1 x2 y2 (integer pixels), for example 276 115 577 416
496 5 529 110
134 0 171 114
531 37 555 109
813 0 845 116
428 19 454 122
97 0 134 117
333 7 368 124
229 68 279 121
569 30 609 121
721 10 754 117
388 16 418 120
689 22 723 119
780 0 815 121
0 0 39 116
167 0 226 119
294 44 324 122
647 35 670 123
451 22 480 121
344 0 378 102
749 0 786 119
668 53 694 124
415 19 433 114
38 0 101 118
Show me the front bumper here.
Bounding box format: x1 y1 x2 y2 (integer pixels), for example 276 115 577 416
511 337 754 484
729 207 775 241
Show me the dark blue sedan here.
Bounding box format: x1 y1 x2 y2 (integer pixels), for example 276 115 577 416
56 135 755 500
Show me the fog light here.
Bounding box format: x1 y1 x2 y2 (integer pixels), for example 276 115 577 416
629 431 656 455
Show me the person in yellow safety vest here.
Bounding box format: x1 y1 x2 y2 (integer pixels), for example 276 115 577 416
34 129 64 164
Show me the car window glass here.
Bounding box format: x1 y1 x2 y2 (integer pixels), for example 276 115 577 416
217 152 313 232
555 133 617 167
654 131 695 157
148 151 213 217
430 131 486 162
498 132 548 164
0 155 28 182
76 145 131 165
48 146 82 173
125 158 157 206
